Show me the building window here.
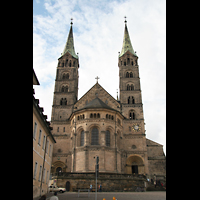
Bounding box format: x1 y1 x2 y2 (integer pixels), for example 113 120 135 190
42 135 46 149
42 168 46 183
130 72 133 77
49 144 52 157
127 84 130 90
33 122 37 139
33 162 38 179
105 130 110 146
131 84 134 90
91 128 99 145
38 129 42 145
46 140 49 154
90 113 93 118
129 110 135 120
46 171 49 184
38 165 42 181
80 130 84 146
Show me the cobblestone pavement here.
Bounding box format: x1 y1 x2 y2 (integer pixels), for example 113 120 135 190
44 191 166 200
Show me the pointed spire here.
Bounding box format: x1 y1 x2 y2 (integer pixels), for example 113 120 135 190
60 19 78 59
119 18 137 57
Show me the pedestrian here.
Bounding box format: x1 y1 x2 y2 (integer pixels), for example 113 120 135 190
90 184 92 192
154 180 156 188
49 192 59 200
39 195 46 200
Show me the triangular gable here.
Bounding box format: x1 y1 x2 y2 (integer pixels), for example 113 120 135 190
74 82 120 112
146 138 163 147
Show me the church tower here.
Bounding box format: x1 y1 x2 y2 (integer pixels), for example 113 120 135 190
51 20 79 122
118 19 149 174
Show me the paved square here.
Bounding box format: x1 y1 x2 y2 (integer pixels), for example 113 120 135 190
49 191 166 200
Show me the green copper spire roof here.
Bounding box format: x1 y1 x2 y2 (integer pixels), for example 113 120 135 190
60 21 78 59
119 22 137 57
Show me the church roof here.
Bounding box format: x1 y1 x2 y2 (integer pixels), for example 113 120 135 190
59 22 78 59
82 97 114 110
119 22 137 57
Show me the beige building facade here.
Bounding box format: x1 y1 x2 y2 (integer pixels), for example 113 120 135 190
33 69 56 198
50 20 165 186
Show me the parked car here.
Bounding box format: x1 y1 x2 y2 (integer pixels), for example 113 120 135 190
49 185 66 193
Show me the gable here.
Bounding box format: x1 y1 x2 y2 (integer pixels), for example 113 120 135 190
146 138 163 147
74 83 120 112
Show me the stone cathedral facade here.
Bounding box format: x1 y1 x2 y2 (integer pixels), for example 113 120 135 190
50 20 166 187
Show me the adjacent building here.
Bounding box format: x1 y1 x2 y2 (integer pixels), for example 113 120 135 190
33 69 56 198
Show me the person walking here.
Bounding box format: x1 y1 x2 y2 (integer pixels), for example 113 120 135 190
49 192 59 200
90 184 92 192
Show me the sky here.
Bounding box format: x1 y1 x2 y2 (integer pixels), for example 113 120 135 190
33 0 166 154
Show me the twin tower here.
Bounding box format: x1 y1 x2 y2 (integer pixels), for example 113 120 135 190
50 19 166 182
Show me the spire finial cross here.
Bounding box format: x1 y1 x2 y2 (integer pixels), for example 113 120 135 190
95 76 100 83
124 16 127 24
70 18 73 25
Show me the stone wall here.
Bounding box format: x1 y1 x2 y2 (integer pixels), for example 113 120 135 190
53 173 147 192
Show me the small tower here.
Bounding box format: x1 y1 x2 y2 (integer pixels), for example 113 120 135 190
51 20 79 122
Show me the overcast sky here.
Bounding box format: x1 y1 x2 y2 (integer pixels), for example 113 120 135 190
33 0 166 154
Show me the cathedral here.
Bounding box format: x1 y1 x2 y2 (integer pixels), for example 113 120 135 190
50 19 165 189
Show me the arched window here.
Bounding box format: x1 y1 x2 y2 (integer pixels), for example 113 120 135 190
61 86 65 92
91 128 99 145
65 86 68 92
131 84 134 90
131 61 134 66
66 73 69 79
127 84 130 90
124 61 126 66
97 113 100 118
62 73 66 79
56 167 62 173
106 114 108 119
82 114 85 119
65 59 68 66
132 96 135 104
105 130 110 146
90 113 93 118
64 98 67 105
129 110 135 120
60 98 63 105
128 96 130 104
130 72 133 77
94 113 96 118
126 72 129 78
127 58 130 65
80 130 84 146
69 60 71 67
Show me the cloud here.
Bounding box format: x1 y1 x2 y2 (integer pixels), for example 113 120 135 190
33 0 166 153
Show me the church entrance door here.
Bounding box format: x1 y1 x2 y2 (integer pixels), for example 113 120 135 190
132 165 138 174
66 181 70 191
